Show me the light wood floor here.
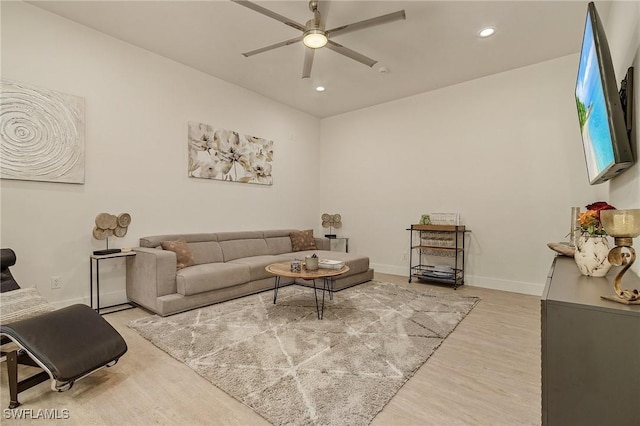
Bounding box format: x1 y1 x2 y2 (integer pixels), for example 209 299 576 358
1 273 541 425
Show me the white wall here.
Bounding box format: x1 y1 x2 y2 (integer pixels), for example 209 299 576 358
1 2 321 307
605 0 640 276
318 0 640 293
3 1 637 306
319 55 599 295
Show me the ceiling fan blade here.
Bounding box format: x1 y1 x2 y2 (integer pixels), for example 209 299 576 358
326 40 377 67
242 35 303 57
326 10 406 38
231 0 307 32
302 48 315 79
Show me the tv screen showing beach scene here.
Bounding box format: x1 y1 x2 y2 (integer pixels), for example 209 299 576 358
575 10 615 184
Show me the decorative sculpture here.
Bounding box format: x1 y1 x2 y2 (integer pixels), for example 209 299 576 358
92 213 131 255
600 209 640 304
321 213 342 238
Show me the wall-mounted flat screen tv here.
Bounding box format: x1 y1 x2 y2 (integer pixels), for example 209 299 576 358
575 2 634 185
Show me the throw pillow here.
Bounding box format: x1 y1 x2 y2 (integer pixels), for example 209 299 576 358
290 230 317 252
160 240 195 270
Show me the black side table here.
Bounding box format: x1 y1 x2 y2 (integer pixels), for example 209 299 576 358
89 251 136 314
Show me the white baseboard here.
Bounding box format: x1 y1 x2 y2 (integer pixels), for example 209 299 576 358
49 289 128 310
372 263 409 277
49 267 543 309
465 275 544 296
371 262 544 296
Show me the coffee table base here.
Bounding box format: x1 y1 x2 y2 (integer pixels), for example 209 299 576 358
273 276 335 320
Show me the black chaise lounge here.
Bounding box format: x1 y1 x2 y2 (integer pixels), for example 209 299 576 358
0 248 128 408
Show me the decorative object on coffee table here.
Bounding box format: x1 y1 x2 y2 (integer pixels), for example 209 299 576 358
290 259 301 272
305 253 318 271
321 213 342 238
92 212 132 255
572 202 615 277
600 209 640 304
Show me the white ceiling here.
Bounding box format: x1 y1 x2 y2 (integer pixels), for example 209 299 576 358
28 0 601 118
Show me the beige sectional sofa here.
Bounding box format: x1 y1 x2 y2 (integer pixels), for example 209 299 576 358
126 229 373 316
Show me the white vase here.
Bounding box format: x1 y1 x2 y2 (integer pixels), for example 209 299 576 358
574 235 612 277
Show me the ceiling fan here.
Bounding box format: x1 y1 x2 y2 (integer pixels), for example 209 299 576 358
231 0 406 78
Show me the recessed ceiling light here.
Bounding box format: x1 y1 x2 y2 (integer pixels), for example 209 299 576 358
479 27 496 38
315 86 326 92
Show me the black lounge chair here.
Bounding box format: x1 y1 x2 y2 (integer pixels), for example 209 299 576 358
1 248 128 408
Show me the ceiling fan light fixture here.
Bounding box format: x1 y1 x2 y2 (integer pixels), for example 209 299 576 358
478 27 496 38
233 1 407 78
303 29 327 49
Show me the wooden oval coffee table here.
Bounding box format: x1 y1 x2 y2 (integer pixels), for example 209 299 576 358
265 261 349 320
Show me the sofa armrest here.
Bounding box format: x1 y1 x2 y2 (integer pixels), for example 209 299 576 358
126 247 177 313
314 238 330 251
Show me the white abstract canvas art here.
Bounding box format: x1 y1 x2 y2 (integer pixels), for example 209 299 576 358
188 121 273 185
0 80 85 184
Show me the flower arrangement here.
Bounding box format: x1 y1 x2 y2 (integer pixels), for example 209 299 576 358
576 201 616 236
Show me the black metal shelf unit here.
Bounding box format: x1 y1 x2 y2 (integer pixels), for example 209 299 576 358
407 224 469 289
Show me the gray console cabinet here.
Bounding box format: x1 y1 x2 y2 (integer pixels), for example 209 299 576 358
541 256 640 426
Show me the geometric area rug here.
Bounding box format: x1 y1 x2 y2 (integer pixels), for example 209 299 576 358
129 281 478 426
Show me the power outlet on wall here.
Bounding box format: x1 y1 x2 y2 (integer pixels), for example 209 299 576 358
51 276 61 289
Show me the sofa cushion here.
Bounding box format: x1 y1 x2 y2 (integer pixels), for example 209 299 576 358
229 255 292 281
140 233 218 248
188 241 224 265
176 263 250 296
263 229 296 238
265 236 293 255
220 239 270 262
160 240 195 270
290 230 317 252
216 231 264 241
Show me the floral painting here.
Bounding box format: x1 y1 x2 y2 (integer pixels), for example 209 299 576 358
188 121 273 185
